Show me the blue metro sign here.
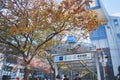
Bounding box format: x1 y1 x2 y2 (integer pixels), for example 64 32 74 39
67 36 76 43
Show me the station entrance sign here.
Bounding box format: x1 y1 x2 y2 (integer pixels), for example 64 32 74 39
54 53 92 62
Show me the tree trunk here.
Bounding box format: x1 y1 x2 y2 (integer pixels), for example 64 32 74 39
53 69 56 80
24 65 30 80
23 53 31 80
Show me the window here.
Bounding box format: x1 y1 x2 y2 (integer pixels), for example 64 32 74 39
20 69 24 73
4 66 13 72
89 0 101 9
117 33 120 39
113 19 119 26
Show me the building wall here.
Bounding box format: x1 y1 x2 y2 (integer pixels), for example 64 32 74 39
105 16 120 76
90 25 114 80
90 0 120 78
100 0 120 76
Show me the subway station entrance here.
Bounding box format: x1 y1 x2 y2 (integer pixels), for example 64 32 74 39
52 42 99 80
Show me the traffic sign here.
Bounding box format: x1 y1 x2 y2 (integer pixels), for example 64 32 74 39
54 53 92 62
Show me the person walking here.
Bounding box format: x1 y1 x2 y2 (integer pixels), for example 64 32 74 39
56 74 61 80
63 74 69 80
74 74 81 80
116 66 120 80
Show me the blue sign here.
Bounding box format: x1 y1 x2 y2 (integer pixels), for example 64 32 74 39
67 36 76 43
54 56 60 62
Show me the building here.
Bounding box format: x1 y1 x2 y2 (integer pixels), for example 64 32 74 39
90 0 120 80
105 14 120 76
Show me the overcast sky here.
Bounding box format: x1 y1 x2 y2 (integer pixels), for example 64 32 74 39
101 0 120 15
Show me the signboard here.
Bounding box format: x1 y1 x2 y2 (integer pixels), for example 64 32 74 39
54 53 92 62
67 36 76 43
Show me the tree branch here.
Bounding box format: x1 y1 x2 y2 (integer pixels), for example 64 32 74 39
0 36 20 51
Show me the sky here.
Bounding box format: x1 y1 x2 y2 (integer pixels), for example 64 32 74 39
101 0 120 15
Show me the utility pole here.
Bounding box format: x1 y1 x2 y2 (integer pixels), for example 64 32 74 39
98 49 108 80
95 52 101 80
102 52 108 80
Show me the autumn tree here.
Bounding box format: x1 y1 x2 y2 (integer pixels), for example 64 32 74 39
0 0 102 79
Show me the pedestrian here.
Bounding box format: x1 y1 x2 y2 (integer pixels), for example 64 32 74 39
56 74 61 80
116 66 120 80
44 76 48 80
16 77 19 80
63 74 69 80
74 74 81 80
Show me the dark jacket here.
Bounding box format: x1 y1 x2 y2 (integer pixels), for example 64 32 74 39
74 77 81 80
116 74 120 80
63 77 69 80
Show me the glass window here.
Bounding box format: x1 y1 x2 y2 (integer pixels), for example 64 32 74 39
4 66 13 72
113 19 119 26
89 0 101 9
117 33 120 39
20 69 24 73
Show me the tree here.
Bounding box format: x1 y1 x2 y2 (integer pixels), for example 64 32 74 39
0 0 102 79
